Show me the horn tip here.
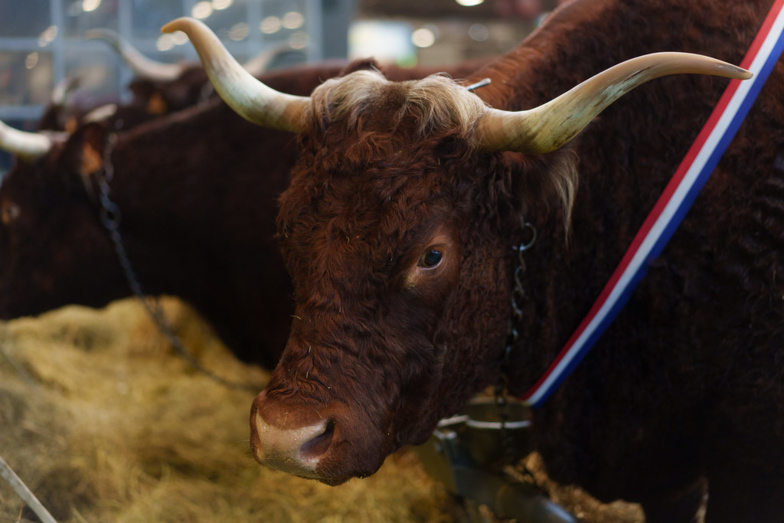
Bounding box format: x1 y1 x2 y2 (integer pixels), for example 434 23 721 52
720 62 752 80
715 60 753 80
162 17 195 34
727 66 753 80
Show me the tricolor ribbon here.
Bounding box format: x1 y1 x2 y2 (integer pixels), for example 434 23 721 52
522 0 784 408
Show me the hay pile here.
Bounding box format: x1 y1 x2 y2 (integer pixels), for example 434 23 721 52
0 298 455 523
0 297 646 523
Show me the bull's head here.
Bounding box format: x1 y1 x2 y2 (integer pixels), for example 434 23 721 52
164 17 751 484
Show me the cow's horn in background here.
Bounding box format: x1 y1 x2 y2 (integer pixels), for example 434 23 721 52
473 52 752 154
86 29 185 82
242 43 295 77
50 76 82 108
0 120 52 161
161 17 310 133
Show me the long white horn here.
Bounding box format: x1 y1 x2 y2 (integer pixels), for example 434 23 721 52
161 17 310 133
86 28 185 82
473 52 752 154
0 120 52 161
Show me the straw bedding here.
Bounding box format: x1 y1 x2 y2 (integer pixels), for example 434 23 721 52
0 297 646 522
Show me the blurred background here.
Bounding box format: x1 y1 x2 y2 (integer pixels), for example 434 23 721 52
0 0 560 175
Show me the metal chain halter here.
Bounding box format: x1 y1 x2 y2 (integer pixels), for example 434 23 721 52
495 220 537 466
97 133 257 391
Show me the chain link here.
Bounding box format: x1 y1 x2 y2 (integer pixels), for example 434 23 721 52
96 134 257 391
495 220 537 465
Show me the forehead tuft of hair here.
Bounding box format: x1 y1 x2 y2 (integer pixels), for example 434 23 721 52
307 69 489 137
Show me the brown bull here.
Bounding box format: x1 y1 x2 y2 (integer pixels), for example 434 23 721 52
169 0 784 520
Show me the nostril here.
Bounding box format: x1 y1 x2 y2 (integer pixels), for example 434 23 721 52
300 420 335 460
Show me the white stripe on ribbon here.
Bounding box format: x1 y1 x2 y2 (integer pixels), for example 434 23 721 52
522 0 784 408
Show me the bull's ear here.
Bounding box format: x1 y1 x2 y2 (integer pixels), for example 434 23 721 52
62 121 109 181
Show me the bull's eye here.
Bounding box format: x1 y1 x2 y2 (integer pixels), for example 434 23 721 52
418 248 443 269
